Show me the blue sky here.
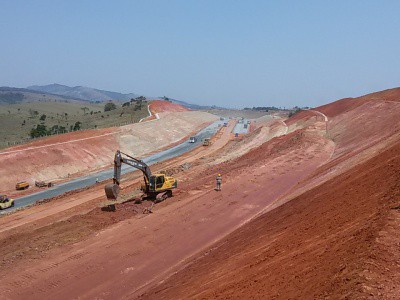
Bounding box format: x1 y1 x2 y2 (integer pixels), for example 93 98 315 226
1 1 399 108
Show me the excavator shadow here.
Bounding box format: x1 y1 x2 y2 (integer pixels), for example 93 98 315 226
100 192 173 213
101 204 116 212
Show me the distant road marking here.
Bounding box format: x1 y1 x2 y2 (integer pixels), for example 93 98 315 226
308 109 328 122
139 104 161 122
280 120 288 134
273 116 288 134
139 104 152 123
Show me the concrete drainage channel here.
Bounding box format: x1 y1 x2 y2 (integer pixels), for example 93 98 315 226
2 120 226 214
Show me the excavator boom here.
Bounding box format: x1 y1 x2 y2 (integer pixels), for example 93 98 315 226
105 150 152 200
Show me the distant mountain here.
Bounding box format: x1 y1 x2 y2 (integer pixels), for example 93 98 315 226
27 84 140 102
27 83 213 109
0 87 84 104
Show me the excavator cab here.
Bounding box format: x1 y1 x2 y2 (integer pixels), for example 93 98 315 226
147 174 177 193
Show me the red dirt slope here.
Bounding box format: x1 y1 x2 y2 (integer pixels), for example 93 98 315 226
149 100 190 114
141 130 400 300
317 87 400 118
0 110 216 194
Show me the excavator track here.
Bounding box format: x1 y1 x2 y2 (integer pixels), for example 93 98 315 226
155 190 173 203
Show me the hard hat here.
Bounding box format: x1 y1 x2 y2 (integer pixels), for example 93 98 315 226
218 173 221 176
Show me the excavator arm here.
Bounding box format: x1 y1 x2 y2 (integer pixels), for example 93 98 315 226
112 150 152 185
105 150 152 200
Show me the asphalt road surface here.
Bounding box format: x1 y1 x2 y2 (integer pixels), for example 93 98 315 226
233 119 250 134
4 120 226 213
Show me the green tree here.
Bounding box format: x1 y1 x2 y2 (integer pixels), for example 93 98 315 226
29 109 39 118
81 107 89 115
30 124 48 138
39 114 47 121
73 121 82 131
104 102 117 112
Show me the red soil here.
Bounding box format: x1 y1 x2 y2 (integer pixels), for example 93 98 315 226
139 90 400 299
317 87 400 118
0 114 333 300
5 127 115 151
0 109 216 195
149 100 190 114
142 138 400 300
1 89 400 299
284 109 319 126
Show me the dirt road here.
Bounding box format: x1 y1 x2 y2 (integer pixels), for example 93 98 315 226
0 117 333 299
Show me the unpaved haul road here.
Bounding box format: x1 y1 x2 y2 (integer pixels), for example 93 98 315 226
4 120 226 213
0 119 334 300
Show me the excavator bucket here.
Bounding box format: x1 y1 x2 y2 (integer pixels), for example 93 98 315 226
105 183 120 200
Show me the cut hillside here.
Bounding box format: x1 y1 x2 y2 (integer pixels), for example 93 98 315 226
0 111 218 193
282 90 400 204
317 87 400 118
150 100 190 114
0 103 335 300
142 138 400 300
1 88 399 300
141 91 400 300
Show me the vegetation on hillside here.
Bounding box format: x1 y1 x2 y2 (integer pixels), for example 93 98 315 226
0 92 24 104
0 99 150 148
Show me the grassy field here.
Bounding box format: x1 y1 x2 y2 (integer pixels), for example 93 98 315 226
0 100 149 148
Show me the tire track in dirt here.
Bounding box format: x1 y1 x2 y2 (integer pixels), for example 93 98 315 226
0 123 333 299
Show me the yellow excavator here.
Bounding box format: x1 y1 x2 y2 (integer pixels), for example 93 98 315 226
104 150 177 202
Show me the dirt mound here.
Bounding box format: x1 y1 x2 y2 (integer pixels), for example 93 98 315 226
141 131 400 300
149 100 190 114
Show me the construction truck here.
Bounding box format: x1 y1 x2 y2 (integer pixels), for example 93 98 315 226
35 180 53 188
203 138 211 146
15 181 29 190
104 150 177 202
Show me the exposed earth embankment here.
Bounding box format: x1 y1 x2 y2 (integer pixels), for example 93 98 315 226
0 109 217 193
